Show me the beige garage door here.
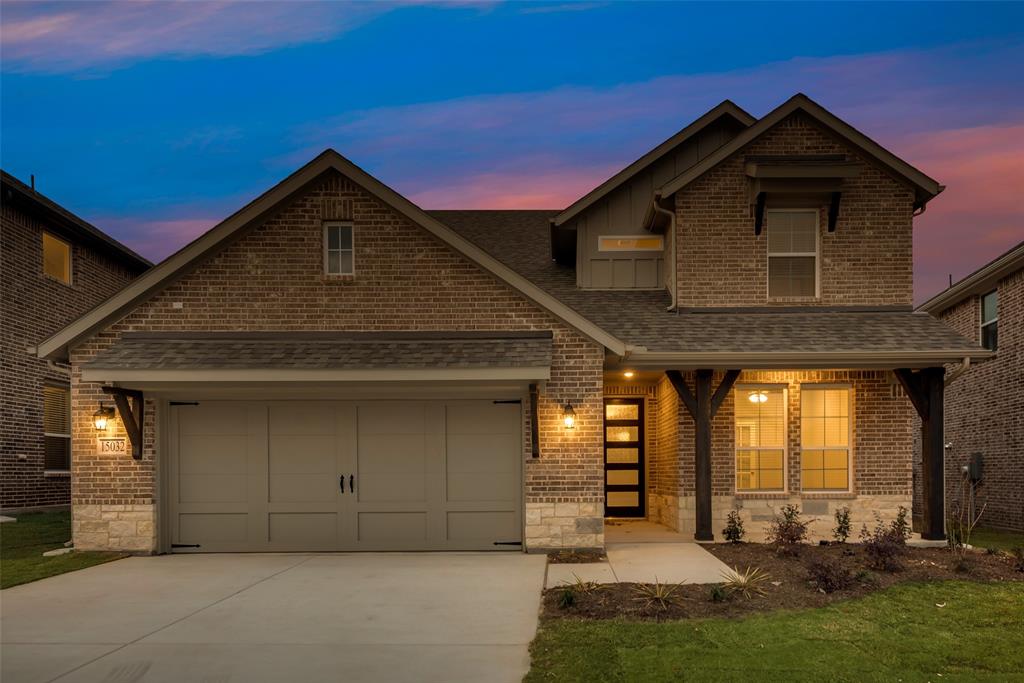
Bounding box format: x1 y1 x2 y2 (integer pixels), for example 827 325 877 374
167 400 523 552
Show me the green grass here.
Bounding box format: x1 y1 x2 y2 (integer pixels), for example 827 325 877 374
971 526 1024 552
527 581 1024 682
1 510 126 589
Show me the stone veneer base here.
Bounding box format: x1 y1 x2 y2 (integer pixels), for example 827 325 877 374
525 502 604 550
73 504 157 553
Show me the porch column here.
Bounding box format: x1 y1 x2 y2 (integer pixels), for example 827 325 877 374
667 369 740 542
894 367 946 541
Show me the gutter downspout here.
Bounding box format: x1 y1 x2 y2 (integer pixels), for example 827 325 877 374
944 356 970 387
651 194 677 311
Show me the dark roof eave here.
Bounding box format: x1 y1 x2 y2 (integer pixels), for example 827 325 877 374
621 348 991 370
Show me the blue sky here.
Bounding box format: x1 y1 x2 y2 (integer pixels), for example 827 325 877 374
2 1 1022 300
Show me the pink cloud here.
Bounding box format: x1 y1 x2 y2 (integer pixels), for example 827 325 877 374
410 164 620 209
0 1 389 73
97 215 217 262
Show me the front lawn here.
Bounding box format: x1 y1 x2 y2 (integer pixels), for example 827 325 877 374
0 510 127 589
971 526 1024 552
527 580 1024 682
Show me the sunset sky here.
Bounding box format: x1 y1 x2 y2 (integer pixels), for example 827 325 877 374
2 1 1021 302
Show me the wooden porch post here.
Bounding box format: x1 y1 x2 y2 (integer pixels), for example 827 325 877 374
894 367 946 541
667 369 740 542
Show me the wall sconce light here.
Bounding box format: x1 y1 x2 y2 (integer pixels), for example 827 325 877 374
623 370 635 379
93 404 115 431
562 402 576 430
747 391 768 404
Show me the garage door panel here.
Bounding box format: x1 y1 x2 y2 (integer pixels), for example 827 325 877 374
179 513 248 543
359 403 427 435
357 434 427 503
269 403 337 435
179 474 248 504
446 402 519 435
269 473 336 503
447 511 518 543
358 512 427 543
179 404 250 436
447 472 517 504
178 435 249 475
268 436 336 473
269 513 336 545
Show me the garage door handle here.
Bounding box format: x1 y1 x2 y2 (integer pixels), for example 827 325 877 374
349 474 355 493
339 474 345 494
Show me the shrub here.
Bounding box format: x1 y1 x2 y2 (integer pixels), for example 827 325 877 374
1010 547 1024 573
557 588 576 609
719 566 771 599
807 556 853 593
722 509 745 543
860 515 907 572
892 506 912 541
633 578 682 611
709 585 729 603
560 573 605 596
765 504 810 556
832 506 852 544
854 569 879 587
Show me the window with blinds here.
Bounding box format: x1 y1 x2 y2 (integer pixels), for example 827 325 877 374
43 385 71 471
42 232 72 284
801 387 851 491
767 210 818 298
735 386 786 491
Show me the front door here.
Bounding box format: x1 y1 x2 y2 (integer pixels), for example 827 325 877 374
603 398 645 518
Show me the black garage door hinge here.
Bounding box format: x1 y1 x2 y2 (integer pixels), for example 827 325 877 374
171 543 201 548
170 401 200 406
493 541 523 546
492 400 522 404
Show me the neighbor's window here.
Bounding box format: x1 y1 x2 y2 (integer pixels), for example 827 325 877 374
981 290 998 351
42 232 71 284
598 235 664 252
801 387 851 491
324 223 354 275
767 210 817 298
43 385 71 471
735 386 786 491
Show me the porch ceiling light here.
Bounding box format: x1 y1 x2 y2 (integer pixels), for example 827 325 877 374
623 370 635 379
748 391 768 404
93 404 115 431
562 402 577 430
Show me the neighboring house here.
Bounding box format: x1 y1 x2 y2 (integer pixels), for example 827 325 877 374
36 94 988 555
1 171 150 511
916 242 1023 532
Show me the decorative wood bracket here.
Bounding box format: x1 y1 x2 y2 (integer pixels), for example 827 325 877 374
666 369 740 420
827 191 841 232
102 386 144 459
753 192 766 235
893 368 946 540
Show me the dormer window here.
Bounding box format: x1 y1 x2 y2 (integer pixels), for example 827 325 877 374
324 223 354 276
767 209 818 299
42 231 72 284
981 290 998 351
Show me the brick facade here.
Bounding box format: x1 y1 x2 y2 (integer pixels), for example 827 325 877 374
915 268 1023 531
675 112 915 308
68 170 606 552
1 201 140 510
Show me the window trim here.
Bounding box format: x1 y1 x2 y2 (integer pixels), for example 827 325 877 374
323 222 355 276
734 383 789 494
42 231 73 286
799 383 854 494
42 383 72 473
980 289 998 351
597 235 665 252
766 208 820 300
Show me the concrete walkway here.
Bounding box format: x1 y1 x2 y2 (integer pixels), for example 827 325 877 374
546 521 733 588
2 552 546 683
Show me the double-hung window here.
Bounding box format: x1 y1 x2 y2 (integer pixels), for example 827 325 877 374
801 387 851 491
735 386 786 491
324 223 354 276
767 209 818 298
981 290 998 351
42 231 72 284
43 384 71 472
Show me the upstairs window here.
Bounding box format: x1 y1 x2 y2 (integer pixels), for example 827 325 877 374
324 223 354 276
42 232 72 284
767 210 818 298
598 235 664 252
735 386 786 492
981 290 998 351
43 384 71 471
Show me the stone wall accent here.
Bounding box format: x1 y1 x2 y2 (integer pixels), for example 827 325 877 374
68 169 606 552
916 267 1023 531
674 112 915 308
525 502 603 550
73 504 156 553
1 201 140 510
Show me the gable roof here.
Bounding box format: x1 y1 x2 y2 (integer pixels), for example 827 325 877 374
35 150 627 361
655 93 944 208
551 100 755 227
1 170 151 272
918 240 1024 315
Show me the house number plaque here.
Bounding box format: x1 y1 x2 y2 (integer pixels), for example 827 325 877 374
98 437 128 455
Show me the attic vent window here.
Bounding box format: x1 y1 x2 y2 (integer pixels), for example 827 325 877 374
324 223 354 276
598 235 664 252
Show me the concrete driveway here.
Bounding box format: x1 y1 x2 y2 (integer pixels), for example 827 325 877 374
1 552 547 683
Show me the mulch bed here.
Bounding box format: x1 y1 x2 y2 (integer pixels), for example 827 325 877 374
548 549 607 564
542 543 1023 621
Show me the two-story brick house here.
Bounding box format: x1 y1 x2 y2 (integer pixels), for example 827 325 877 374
36 94 988 554
916 242 1023 532
2 171 150 511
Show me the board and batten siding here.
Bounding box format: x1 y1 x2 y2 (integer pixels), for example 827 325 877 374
570 118 744 290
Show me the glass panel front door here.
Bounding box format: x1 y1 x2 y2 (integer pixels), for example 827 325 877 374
604 398 644 518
